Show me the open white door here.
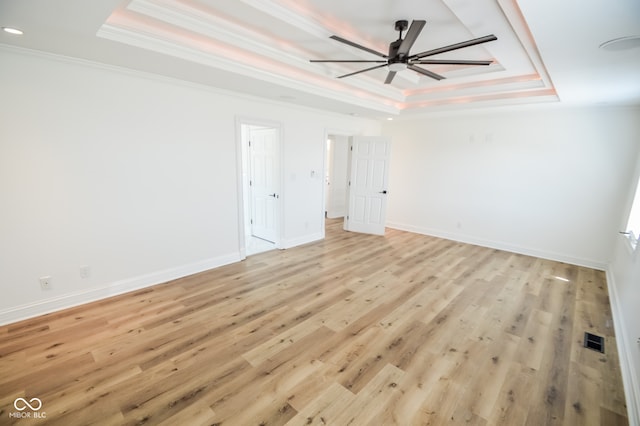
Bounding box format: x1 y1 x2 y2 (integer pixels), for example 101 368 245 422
344 136 391 235
249 127 279 243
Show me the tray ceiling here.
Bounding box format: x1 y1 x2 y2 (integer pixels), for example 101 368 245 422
1 0 639 118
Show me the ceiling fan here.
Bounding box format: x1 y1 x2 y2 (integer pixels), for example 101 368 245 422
310 20 497 84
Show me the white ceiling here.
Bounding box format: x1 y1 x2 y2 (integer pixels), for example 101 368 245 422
1 0 639 119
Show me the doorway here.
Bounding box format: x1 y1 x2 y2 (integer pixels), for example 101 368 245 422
325 134 350 220
324 133 392 237
239 120 282 256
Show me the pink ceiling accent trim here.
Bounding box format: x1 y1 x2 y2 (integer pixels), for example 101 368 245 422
404 88 558 109
405 73 542 96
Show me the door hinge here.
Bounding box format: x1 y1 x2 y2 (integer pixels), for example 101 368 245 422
249 180 252 186
250 219 253 224
350 145 353 151
248 140 251 147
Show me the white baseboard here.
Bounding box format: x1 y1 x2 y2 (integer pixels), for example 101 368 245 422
386 221 608 270
0 252 242 326
326 210 345 219
282 232 323 249
606 268 640 426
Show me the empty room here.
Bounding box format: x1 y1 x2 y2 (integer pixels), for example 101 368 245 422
1 0 639 425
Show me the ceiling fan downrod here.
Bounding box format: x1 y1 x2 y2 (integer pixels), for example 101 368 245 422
395 19 408 39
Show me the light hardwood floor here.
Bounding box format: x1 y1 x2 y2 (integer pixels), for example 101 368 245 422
0 219 628 425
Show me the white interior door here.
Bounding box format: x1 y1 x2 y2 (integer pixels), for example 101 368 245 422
249 127 279 243
345 136 391 235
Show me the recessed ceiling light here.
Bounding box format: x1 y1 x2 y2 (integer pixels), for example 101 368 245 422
599 35 640 51
2 27 24 35
387 117 394 121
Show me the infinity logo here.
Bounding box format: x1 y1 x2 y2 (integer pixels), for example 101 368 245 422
14 397 43 411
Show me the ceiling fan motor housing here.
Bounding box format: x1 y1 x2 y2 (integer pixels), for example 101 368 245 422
388 39 404 64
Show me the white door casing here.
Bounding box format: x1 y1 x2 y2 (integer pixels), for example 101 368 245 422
249 127 279 243
345 136 391 236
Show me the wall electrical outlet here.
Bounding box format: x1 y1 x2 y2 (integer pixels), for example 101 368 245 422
79 265 91 279
39 276 52 290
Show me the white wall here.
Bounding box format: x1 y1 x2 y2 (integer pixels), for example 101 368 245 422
0 46 380 324
610 236 640 425
609 146 640 424
383 106 640 269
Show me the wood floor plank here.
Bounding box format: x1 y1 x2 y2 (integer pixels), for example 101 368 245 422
486 362 536 426
285 381 355 425
465 332 520 420
332 363 405 425
564 361 602 426
525 268 578 426
0 218 628 425
513 308 554 371
375 349 444 425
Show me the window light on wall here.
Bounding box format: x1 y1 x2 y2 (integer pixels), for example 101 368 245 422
622 176 640 251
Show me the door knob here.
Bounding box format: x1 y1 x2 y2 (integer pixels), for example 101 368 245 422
379 190 387 194
269 193 277 198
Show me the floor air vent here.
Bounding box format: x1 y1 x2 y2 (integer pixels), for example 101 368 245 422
583 332 604 353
